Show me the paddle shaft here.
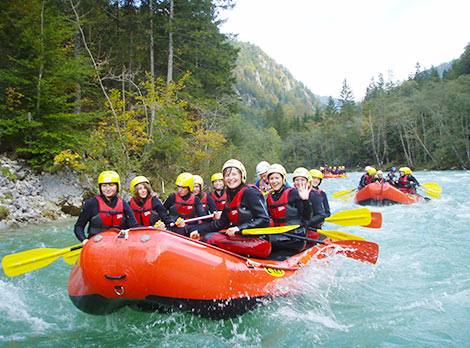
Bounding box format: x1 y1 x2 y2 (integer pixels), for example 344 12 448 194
170 214 214 227
333 188 357 199
8 245 83 268
283 233 326 244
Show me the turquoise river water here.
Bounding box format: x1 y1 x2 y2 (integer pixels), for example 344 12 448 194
1 171 469 347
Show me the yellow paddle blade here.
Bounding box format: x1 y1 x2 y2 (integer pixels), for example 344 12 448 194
318 229 366 241
421 183 442 193
1 244 82 277
326 208 372 226
341 191 356 203
333 189 357 199
422 182 439 188
242 225 300 235
63 248 82 264
422 188 440 199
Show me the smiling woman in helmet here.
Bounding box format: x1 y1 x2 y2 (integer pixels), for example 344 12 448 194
307 168 331 218
266 164 311 252
163 173 205 229
188 159 272 258
291 168 327 242
128 175 173 228
74 171 138 244
210 172 226 219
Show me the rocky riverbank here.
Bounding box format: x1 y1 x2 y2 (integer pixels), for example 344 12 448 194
0 155 95 230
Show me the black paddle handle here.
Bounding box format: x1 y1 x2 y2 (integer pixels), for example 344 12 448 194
283 232 326 245
70 245 84 251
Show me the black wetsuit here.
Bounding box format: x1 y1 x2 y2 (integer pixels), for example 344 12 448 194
163 192 205 220
189 184 270 234
358 174 374 189
74 194 138 242
307 190 327 229
267 186 311 251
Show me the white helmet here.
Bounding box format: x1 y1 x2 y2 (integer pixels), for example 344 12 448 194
256 161 270 176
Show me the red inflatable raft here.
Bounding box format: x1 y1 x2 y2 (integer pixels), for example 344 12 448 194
68 228 378 319
354 182 427 206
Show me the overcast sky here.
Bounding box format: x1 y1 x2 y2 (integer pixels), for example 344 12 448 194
219 0 470 100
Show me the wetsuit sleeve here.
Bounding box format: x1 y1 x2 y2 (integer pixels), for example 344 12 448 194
307 190 326 229
152 196 174 225
206 194 218 214
123 200 139 228
73 198 97 242
409 175 419 186
236 187 271 231
194 196 206 217
321 191 331 217
289 189 311 222
358 174 366 189
163 193 175 211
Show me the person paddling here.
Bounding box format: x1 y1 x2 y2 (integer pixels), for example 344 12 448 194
375 170 385 184
266 164 311 252
163 172 205 230
386 167 398 186
397 167 420 193
188 159 272 258
128 176 173 228
74 171 138 244
294 168 328 242
358 166 376 189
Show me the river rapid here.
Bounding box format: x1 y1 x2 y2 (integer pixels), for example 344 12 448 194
1 171 469 347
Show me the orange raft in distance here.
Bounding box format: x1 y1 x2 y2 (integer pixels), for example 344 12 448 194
323 173 347 179
68 228 378 319
354 182 428 206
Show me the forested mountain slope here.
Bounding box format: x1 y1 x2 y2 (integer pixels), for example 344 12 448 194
232 41 324 124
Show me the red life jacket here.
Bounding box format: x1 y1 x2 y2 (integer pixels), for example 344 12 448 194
225 184 263 225
365 174 375 185
225 186 249 224
174 193 196 219
266 188 294 226
311 188 323 194
130 197 153 226
94 195 124 229
398 175 409 188
211 190 227 211
199 192 208 211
